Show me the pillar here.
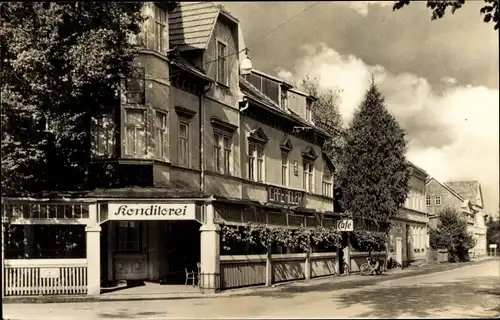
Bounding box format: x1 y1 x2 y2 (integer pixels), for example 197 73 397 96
343 233 351 274
199 203 220 292
305 249 311 280
86 203 101 296
2 223 5 298
265 246 272 286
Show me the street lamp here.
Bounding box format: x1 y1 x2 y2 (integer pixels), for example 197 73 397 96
240 48 253 75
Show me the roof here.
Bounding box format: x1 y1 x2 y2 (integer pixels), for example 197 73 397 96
445 181 483 208
168 2 238 51
169 55 212 82
408 162 429 179
240 76 330 139
426 177 465 202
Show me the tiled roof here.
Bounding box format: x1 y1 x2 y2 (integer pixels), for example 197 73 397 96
168 2 220 51
240 77 330 138
445 181 483 207
170 55 212 82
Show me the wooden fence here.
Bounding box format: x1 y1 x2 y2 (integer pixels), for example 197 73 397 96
220 252 339 290
4 259 88 296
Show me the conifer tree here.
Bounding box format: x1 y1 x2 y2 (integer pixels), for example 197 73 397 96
336 79 411 230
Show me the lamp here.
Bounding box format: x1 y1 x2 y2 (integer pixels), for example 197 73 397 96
240 48 253 75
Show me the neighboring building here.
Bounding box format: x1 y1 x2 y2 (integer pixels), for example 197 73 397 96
2 1 337 297
425 178 487 256
388 163 429 266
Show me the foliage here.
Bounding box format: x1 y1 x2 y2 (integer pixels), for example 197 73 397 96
486 217 500 248
301 76 344 172
351 229 388 253
429 207 476 262
393 0 499 30
220 224 342 253
336 82 411 228
1 2 144 196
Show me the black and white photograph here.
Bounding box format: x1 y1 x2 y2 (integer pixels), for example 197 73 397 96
1 1 499 319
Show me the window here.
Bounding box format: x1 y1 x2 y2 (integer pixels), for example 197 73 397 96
281 153 289 186
426 196 431 206
125 67 145 104
154 5 167 53
214 132 232 174
125 109 147 156
435 196 442 206
117 221 142 254
303 161 314 192
305 99 312 122
154 111 168 160
91 111 115 158
216 40 228 86
322 164 333 197
178 121 189 166
248 144 265 182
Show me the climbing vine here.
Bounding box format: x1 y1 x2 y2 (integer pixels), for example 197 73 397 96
350 229 388 253
221 224 342 252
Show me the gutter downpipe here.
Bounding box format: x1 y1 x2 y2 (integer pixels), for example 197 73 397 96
200 81 213 196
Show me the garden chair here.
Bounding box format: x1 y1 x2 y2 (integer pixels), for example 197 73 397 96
185 267 197 286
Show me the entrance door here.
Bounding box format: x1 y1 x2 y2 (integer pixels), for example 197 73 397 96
114 221 147 280
395 237 403 266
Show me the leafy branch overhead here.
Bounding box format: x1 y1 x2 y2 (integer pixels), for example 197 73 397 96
393 0 499 30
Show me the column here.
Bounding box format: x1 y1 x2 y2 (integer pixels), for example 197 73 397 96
199 203 220 292
86 204 101 295
265 247 272 286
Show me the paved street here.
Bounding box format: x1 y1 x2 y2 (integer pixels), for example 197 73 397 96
3 260 500 319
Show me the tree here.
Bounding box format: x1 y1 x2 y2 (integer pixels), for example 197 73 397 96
1 2 144 196
486 217 500 249
393 0 499 30
300 76 344 169
335 80 411 232
429 207 476 262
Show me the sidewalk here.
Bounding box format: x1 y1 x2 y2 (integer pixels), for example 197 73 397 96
3 257 496 304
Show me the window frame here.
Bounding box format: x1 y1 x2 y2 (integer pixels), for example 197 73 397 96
281 152 289 186
214 130 233 175
426 196 431 206
154 110 168 161
124 108 148 157
178 120 190 167
248 143 265 182
435 196 442 206
305 99 313 122
91 110 116 159
322 163 333 197
153 4 167 54
303 160 315 193
216 39 229 86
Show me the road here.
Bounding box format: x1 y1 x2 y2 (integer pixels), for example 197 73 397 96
3 260 500 319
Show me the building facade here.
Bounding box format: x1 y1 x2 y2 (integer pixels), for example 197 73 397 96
388 163 429 266
2 1 338 297
425 179 487 256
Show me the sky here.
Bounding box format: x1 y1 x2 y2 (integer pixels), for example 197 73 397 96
220 1 499 215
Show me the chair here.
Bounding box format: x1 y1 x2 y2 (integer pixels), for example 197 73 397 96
185 268 197 286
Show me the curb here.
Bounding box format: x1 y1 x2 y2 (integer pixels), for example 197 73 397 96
3 257 495 304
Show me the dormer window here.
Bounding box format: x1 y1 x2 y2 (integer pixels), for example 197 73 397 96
154 5 167 53
216 40 228 86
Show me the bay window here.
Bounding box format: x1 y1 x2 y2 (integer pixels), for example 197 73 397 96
124 109 147 156
91 111 115 158
154 5 167 53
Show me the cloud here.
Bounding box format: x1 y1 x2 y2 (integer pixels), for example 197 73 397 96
347 1 393 17
277 43 499 212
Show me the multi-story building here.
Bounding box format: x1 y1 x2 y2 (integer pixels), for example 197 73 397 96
388 163 429 266
2 1 337 297
425 179 487 256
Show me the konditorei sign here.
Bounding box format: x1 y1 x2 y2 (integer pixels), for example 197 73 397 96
107 203 196 221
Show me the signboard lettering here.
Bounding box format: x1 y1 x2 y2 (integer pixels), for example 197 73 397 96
336 219 354 232
107 203 196 221
267 186 304 206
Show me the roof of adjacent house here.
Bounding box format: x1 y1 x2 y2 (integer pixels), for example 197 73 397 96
240 76 330 140
445 180 483 208
426 177 465 202
168 2 237 51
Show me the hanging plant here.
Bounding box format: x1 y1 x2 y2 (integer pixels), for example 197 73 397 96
220 225 238 250
295 225 312 252
273 227 295 248
311 226 342 248
249 224 274 248
351 229 388 252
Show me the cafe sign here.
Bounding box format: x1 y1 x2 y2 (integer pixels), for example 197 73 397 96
267 186 304 206
107 203 196 221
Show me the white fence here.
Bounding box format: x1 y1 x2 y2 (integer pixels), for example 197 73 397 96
4 259 88 296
